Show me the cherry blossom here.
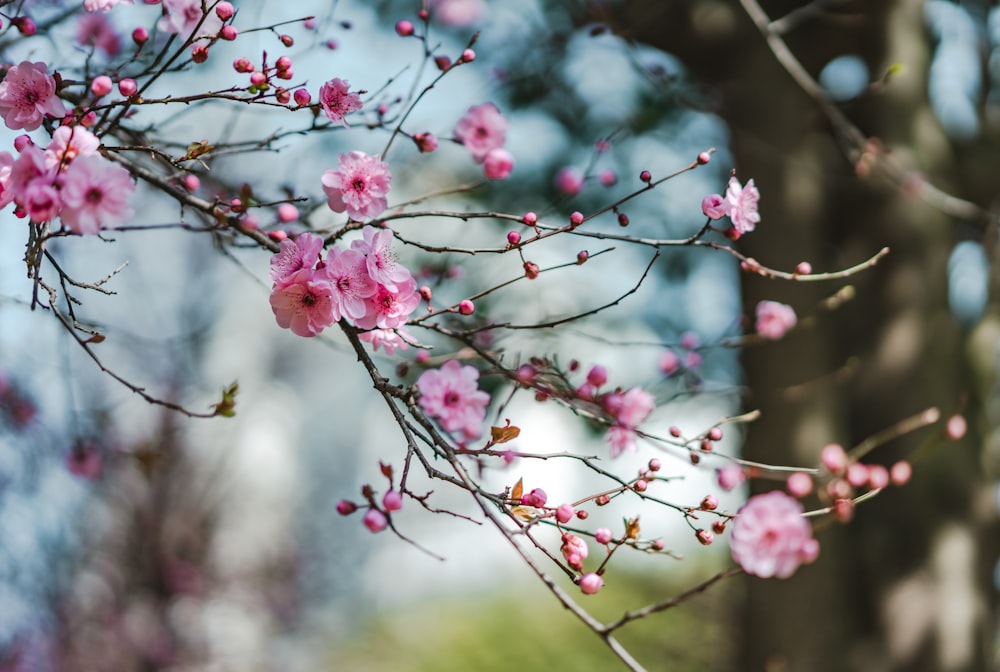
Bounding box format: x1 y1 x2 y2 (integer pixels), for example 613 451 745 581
59 155 135 234
351 225 411 292
44 126 101 171
431 0 486 27
724 176 760 235
321 151 392 221
454 102 507 163
0 152 15 209
355 276 420 330
83 0 133 10
269 233 325 283
730 491 818 579
357 327 417 355
701 193 727 220
416 360 491 439
323 247 377 322
269 269 337 337
77 12 123 57
22 179 61 223
0 61 66 131
604 387 655 458
483 148 514 180
158 0 224 40
755 300 797 340
555 166 584 196
319 78 363 126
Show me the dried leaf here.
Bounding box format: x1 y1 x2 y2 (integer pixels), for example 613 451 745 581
511 477 524 501
625 516 641 540
490 424 521 444
85 333 105 344
510 506 535 521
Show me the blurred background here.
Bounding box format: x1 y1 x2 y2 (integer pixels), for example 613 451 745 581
0 0 997 670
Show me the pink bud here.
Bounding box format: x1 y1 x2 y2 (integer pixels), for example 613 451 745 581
707 427 723 441
846 462 869 488
418 285 432 301
569 211 584 227
434 55 451 71
522 211 537 226
275 56 292 72
701 194 727 220
395 19 414 36
233 57 252 73
716 464 745 491
890 461 912 485
659 350 679 375
515 364 536 384
576 250 588 265
669 426 681 438
633 480 647 492
293 88 311 106
695 529 714 545
133 26 149 45
555 167 584 196
215 1 235 20
363 509 388 532
182 174 200 191
14 17 36 36
599 169 617 187
786 472 813 498
250 71 267 87
523 261 540 280
220 25 238 40
946 414 967 440
594 528 613 544
80 111 97 127
697 151 711 165
336 500 357 515
506 231 521 246
795 261 813 275
820 443 848 474
280 34 294 47
191 46 209 63
277 204 299 223
483 148 514 180
461 48 476 63
712 520 727 534
382 490 403 512
684 351 702 369
833 498 854 523
867 464 889 490
522 487 547 508
91 76 113 98
639 170 652 183
118 78 138 97
458 299 474 315
617 213 629 227
700 495 718 511
556 504 574 524
412 132 438 153
579 573 603 595
595 494 610 506
586 365 608 388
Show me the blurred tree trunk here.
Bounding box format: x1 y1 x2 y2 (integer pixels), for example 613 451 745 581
618 1 998 670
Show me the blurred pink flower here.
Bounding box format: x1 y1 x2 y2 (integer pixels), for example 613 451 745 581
0 61 66 131
431 0 486 26
755 300 797 340
158 0 223 38
59 155 135 233
322 151 391 221
358 327 417 355
730 491 817 579
77 12 122 56
483 148 514 180
454 102 507 163
555 166 584 196
84 0 133 10
417 359 491 439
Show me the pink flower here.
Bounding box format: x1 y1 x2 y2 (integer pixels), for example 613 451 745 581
0 151 15 208
83 0 133 10
269 269 337 337
59 155 135 233
358 327 417 355
730 491 818 579
724 176 760 235
605 425 639 458
319 78 363 126
363 509 388 533
454 102 507 163
323 246 377 322
356 276 420 330
555 166 584 196
716 464 745 491
22 179 61 223
44 125 101 171
579 572 603 595
483 148 514 180
755 300 797 340
701 193 727 220
615 387 654 428
269 233 325 283
322 151 392 221
416 359 491 439
351 225 411 292
77 13 122 57
0 61 66 131
158 0 223 39
431 0 486 26
561 533 589 570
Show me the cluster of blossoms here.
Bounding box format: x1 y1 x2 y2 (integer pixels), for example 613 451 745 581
269 226 420 351
416 360 491 440
453 102 514 180
702 175 761 236
577 365 656 457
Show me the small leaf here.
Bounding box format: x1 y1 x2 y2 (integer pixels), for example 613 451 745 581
379 461 394 480
210 381 239 417
511 477 524 502
625 516 641 540
490 423 521 444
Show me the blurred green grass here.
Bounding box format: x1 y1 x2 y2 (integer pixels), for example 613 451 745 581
327 568 738 671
